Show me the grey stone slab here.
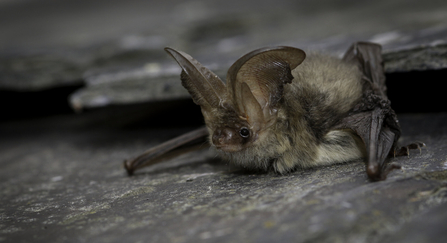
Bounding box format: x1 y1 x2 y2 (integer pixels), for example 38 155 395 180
65 24 447 109
1 0 447 107
383 43 447 72
0 109 446 243
381 202 447 243
68 39 447 110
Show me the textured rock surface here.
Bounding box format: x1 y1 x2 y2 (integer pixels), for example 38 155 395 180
383 43 447 72
0 108 446 243
1 0 447 108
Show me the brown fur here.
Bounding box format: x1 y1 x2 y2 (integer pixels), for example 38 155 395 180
216 53 365 173
166 47 366 174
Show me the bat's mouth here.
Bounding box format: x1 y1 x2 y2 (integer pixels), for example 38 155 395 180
214 144 242 152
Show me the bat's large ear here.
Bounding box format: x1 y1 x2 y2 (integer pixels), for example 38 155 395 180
164 47 227 117
226 46 305 130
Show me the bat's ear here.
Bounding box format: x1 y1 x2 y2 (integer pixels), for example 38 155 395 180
164 47 227 117
226 46 305 130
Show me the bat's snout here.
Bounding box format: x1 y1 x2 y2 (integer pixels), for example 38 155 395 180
212 127 242 152
212 127 234 146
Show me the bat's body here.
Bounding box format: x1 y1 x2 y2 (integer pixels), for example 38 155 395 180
125 42 423 181
217 53 365 173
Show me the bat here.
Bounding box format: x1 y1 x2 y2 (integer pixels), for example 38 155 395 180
124 42 424 181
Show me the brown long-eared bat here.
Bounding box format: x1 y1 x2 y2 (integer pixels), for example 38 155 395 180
124 42 424 181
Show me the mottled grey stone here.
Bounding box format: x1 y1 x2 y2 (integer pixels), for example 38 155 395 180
0 109 446 243
0 50 87 91
384 43 447 72
1 0 447 107
381 201 447 243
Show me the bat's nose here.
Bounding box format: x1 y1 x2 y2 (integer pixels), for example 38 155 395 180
212 127 235 146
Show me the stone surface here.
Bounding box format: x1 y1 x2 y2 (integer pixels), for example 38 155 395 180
383 43 447 72
1 0 447 107
0 107 446 243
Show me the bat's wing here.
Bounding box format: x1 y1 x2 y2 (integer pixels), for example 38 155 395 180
336 42 402 181
124 126 209 175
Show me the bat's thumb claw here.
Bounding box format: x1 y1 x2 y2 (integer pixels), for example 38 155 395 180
124 160 134 176
367 162 401 181
366 164 381 181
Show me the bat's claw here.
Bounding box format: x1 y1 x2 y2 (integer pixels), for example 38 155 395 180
367 162 402 181
394 142 426 157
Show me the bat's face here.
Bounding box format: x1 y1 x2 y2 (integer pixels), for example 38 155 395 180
211 122 254 152
206 107 259 152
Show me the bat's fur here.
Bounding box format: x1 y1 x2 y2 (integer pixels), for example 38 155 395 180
215 54 367 173
158 43 422 181
124 43 424 180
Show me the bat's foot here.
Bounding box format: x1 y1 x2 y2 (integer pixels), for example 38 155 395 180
382 162 402 180
394 142 426 157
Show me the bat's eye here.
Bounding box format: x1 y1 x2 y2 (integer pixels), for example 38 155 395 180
239 128 250 138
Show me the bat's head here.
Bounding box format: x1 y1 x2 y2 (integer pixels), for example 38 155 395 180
165 46 305 153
